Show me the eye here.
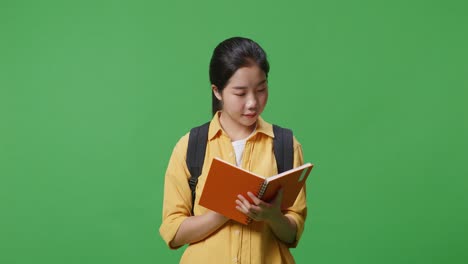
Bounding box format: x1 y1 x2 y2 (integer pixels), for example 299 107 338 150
234 93 246 97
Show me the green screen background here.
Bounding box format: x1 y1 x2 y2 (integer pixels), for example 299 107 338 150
1 0 467 263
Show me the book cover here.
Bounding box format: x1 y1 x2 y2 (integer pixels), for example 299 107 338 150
199 157 313 225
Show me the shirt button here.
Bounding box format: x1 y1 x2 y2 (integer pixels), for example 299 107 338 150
235 230 240 235
232 257 238 263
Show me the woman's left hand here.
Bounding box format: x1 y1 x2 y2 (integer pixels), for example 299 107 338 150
235 189 284 223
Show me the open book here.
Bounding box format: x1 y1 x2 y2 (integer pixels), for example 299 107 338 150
199 157 313 225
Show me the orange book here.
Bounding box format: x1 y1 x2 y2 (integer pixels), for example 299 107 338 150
199 157 314 225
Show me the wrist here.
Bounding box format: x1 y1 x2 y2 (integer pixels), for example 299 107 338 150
265 209 284 226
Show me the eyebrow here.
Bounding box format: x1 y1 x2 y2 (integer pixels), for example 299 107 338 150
232 79 267 89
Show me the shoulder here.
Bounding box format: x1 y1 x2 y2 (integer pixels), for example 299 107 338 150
171 132 190 159
174 120 212 150
293 135 302 151
258 117 303 154
172 119 212 157
177 132 190 147
269 121 302 150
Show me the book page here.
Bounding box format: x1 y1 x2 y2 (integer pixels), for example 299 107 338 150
262 163 313 208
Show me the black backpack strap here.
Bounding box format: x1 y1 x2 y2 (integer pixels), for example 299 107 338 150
186 122 210 215
273 124 294 173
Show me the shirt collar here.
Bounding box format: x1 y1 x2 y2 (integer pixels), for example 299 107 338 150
208 111 275 141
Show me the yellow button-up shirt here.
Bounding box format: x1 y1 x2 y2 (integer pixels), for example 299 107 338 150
160 113 307 264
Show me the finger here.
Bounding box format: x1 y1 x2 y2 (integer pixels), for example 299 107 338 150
235 199 248 212
236 201 259 220
273 188 284 206
276 188 284 200
237 194 252 208
247 192 262 206
236 205 247 214
236 196 253 214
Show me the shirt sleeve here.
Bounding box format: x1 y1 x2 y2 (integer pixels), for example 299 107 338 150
159 134 192 249
283 136 307 248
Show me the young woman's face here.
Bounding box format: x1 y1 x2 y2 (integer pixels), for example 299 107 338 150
213 65 268 131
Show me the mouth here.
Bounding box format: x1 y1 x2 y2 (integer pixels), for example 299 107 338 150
243 113 257 118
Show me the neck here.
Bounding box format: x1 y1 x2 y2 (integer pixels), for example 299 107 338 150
218 113 256 141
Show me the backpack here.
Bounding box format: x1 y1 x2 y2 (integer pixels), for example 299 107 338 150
186 122 294 215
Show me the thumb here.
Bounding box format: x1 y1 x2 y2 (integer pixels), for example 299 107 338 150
273 188 284 206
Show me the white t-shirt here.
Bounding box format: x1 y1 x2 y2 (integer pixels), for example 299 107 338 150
231 129 256 167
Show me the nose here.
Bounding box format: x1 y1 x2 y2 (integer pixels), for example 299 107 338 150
246 93 258 110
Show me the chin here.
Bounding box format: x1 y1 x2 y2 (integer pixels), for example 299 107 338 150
240 118 258 128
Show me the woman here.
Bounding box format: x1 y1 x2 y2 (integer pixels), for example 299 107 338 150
160 37 307 263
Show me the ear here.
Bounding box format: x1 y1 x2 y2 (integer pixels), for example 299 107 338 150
211 85 222 101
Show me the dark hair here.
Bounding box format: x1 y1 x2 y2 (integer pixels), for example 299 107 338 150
209 37 270 116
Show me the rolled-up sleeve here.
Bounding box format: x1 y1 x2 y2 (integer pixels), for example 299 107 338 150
284 137 307 248
159 134 192 249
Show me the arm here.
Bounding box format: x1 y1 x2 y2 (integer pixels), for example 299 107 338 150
170 211 229 248
267 214 297 244
262 191 298 244
235 137 307 245
160 134 229 248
